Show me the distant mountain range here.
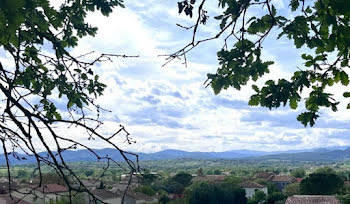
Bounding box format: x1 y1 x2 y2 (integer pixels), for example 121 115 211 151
1 146 350 165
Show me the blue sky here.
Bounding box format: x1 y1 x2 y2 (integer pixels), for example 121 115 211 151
3 0 349 153
67 0 350 153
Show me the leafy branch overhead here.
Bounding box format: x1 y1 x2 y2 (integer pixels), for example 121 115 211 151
0 0 140 203
173 0 350 126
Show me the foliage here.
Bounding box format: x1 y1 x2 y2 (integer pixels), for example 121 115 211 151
248 190 266 204
0 0 139 200
213 169 222 175
159 194 170 204
164 180 185 194
291 168 306 178
284 183 300 197
255 179 268 186
186 182 247 204
171 172 193 187
223 175 243 186
48 192 86 204
135 185 156 196
340 194 350 204
36 173 65 185
267 183 280 193
172 0 350 127
300 172 343 195
141 173 158 186
84 170 94 177
315 166 337 174
267 191 285 204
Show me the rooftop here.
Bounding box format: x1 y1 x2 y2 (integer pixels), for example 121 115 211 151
256 172 275 179
29 184 68 194
240 181 265 189
269 175 295 182
127 191 155 200
192 175 227 183
286 195 340 204
91 189 122 200
0 194 31 204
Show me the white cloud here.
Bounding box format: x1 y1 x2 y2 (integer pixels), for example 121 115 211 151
24 0 350 153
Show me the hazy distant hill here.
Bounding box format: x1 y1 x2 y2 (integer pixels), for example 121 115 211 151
1 146 350 165
256 147 350 161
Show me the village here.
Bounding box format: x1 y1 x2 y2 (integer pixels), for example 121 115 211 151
0 166 348 204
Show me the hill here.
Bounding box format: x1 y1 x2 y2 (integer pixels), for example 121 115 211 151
1 146 350 165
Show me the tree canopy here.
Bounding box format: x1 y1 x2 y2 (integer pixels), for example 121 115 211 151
0 0 138 202
186 182 247 204
172 0 350 126
300 171 343 195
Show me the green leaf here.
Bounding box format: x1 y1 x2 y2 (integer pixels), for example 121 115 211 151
252 85 259 92
249 95 260 106
343 92 350 98
340 71 349 86
67 100 74 108
289 96 298 109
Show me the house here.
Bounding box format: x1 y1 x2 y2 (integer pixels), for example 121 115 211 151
90 189 158 204
11 184 68 204
90 189 134 204
285 195 340 204
74 180 100 190
0 181 19 194
127 191 158 204
268 175 295 190
119 176 140 189
239 181 268 199
0 194 31 204
192 175 227 184
255 172 275 181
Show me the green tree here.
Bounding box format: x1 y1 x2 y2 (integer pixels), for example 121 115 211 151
84 170 94 177
268 183 280 193
172 172 193 187
135 185 156 196
255 179 268 186
187 182 247 204
291 168 306 178
164 180 185 194
213 169 222 175
16 169 28 178
284 183 300 197
0 0 138 199
300 172 343 195
141 173 158 186
159 194 170 204
315 167 337 174
173 0 350 126
341 194 350 204
248 190 266 204
267 191 285 204
48 192 86 204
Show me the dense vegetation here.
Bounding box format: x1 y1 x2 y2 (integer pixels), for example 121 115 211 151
4 159 350 203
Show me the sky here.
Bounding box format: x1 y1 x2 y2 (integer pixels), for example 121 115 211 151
2 0 350 153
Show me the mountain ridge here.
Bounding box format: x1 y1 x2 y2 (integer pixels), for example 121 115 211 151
1 145 350 165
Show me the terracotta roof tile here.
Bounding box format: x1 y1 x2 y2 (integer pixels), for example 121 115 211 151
192 175 227 183
240 181 264 188
91 189 121 200
0 194 31 204
286 195 340 204
29 184 68 194
256 172 275 179
269 175 295 182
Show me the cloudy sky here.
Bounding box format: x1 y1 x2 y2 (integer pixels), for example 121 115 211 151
5 0 350 153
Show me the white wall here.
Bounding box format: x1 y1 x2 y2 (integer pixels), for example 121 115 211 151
244 187 268 199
